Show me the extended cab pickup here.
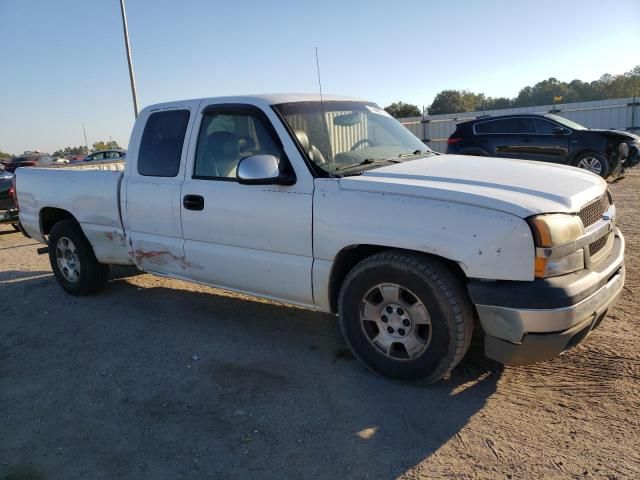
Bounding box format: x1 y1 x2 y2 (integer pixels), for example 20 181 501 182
15 94 625 382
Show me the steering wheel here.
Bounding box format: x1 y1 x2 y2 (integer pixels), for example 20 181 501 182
350 139 375 151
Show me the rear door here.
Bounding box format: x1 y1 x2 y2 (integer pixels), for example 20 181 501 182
122 101 200 276
473 118 520 156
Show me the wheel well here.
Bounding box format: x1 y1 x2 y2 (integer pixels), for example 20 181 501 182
40 208 76 236
570 149 608 166
328 245 468 313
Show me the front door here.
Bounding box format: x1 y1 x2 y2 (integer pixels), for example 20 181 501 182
180 103 314 305
526 117 570 164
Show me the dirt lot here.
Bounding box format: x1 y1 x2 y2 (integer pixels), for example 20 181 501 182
1 170 639 480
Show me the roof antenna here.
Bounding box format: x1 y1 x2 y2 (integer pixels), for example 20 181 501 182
315 47 325 105
315 46 328 125
315 47 332 174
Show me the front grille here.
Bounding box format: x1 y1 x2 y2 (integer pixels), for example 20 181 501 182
589 235 608 256
579 194 609 228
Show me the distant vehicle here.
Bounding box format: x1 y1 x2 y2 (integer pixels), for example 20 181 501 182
81 150 126 163
0 171 18 229
14 94 624 383
446 113 640 178
68 154 87 162
54 158 70 164
3 153 54 173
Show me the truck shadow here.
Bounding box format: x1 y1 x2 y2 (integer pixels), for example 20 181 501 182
2 271 502 480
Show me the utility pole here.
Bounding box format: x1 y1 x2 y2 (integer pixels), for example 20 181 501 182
119 0 139 118
82 123 89 153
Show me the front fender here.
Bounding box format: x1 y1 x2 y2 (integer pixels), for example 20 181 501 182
313 180 535 282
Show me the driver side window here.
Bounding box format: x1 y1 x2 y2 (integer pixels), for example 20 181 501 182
194 110 283 180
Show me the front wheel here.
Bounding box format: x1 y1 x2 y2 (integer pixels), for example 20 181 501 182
574 152 609 177
48 219 110 295
338 251 473 383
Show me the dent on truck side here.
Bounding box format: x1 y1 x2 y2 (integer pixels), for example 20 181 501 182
311 179 535 311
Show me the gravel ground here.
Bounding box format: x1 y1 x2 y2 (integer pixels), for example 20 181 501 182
1 170 639 480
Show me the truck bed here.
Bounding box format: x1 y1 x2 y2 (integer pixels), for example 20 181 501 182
46 159 126 172
16 162 134 265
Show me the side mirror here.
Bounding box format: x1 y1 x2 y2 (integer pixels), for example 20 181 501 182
236 155 295 185
552 126 568 135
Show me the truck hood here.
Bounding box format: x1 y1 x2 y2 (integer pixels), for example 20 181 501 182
338 154 607 218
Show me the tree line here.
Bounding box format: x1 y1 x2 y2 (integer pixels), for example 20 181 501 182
385 65 640 118
51 141 121 159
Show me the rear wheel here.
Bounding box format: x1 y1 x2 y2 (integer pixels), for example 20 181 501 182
48 219 109 295
338 251 473 383
574 152 609 177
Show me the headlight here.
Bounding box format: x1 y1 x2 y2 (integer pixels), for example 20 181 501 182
529 214 585 278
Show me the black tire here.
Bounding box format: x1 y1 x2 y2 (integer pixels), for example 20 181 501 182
338 251 473 383
573 152 610 178
48 219 110 295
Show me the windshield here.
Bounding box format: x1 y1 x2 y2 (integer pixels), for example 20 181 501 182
546 114 588 131
274 101 432 174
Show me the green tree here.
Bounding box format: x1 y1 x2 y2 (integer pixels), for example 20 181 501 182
92 140 121 151
52 146 88 158
384 101 422 118
428 90 485 115
427 90 464 115
484 97 513 110
0 150 12 160
425 65 640 115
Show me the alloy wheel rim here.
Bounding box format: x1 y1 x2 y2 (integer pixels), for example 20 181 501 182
577 157 602 175
56 237 81 283
359 283 432 360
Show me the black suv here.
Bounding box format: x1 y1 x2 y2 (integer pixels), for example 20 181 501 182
446 113 640 178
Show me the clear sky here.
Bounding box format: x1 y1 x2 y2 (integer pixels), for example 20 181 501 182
1 0 638 154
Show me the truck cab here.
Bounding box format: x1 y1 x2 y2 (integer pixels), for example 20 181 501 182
15 94 625 383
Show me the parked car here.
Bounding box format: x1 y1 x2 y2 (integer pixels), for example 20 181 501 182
81 149 126 163
14 94 624 383
446 113 640 177
4 153 54 173
0 171 19 229
68 154 87 162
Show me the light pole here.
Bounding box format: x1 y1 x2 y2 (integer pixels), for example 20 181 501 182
82 123 88 153
119 0 139 118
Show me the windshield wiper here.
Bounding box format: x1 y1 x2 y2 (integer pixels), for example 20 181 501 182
398 149 437 158
335 158 401 172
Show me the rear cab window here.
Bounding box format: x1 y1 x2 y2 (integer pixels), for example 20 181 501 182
138 110 190 177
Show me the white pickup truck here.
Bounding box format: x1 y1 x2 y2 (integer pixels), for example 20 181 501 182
15 94 625 383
